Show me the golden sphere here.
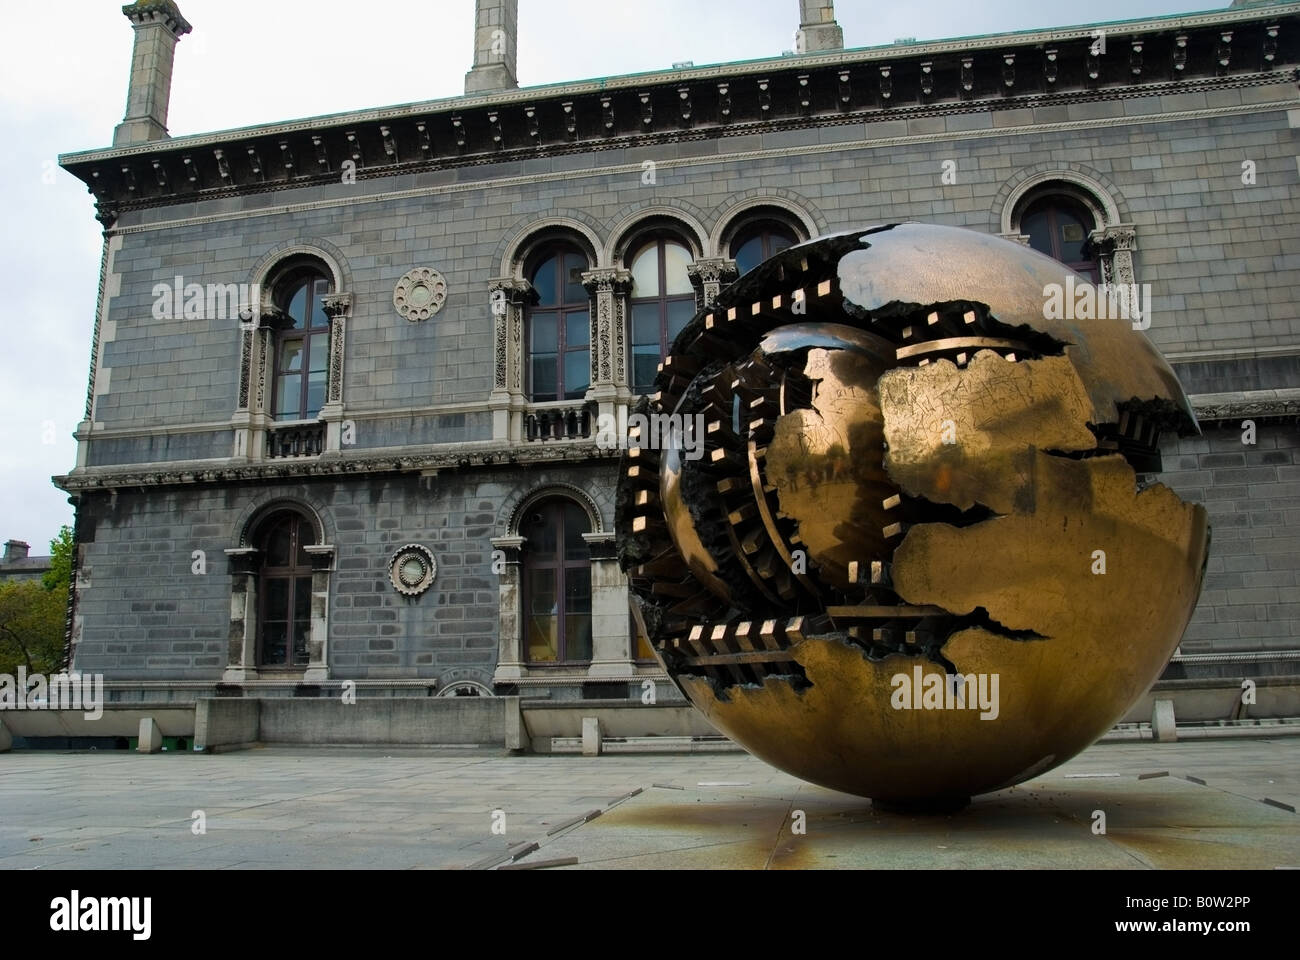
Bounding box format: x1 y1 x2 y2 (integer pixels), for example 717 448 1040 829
617 223 1209 808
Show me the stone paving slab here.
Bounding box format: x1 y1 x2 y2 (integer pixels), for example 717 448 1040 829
0 739 1295 870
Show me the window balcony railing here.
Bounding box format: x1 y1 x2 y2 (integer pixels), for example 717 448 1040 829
524 401 594 441
267 421 325 458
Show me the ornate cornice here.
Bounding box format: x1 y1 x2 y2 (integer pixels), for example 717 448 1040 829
61 12 1299 225
1190 388 1300 421
122 0 192 37
54 440 621 494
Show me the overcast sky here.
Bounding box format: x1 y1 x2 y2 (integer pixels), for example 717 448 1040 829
0 0 1223 556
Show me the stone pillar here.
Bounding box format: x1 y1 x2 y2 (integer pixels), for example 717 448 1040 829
584 533 634 679
319 293 353 453
233 305 287 460
223 548 259 683
795 1 844 54
488 278 532 442
687 258 740 312
114 1 192 147
490 535 526 683
581 268 633 429
303 545 335 682
464 0 519 94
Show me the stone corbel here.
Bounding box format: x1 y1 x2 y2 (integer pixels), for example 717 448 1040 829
319 293 353 453
687 258 740 312
998 233 1031 247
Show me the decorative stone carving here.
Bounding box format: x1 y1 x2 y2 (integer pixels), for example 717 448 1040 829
1086 224 1138 288
389 543 437 597
687 258 740 312
393 267 448 321
489 278 534 393
321 293 352 406
581 269 633 387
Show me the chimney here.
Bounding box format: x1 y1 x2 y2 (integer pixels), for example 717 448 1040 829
795 1 844 54
464 0 519 95
3 540 30 563
114 0 192 147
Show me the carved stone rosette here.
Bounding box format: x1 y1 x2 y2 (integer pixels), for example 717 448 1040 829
687 258 740 312
581 268 632 387
488 278 534 394
321 293 353 406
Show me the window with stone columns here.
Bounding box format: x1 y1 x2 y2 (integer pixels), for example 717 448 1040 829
1003 180 1136 290
224 505 334 684
233 254 352 460
626 233 695 394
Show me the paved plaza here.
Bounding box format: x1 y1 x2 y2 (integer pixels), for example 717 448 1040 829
0 738 1297 869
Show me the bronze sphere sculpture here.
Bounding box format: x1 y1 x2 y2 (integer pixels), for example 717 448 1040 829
616 223 1209 809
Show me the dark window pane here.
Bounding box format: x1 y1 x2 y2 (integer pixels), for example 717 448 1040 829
294 576 312 620
306 371 326 418
531 355 557 402
265 524 291 567
734 235 763 275
564 504 589 560
286 284 307 329
564 350 589 399
530 313 557 350
276 374 302 420
292 620 310 666
280 339 304 373
666 298 694 341
310 280 329 329
633 347 659 393
632 303 660 345
264 576 289 615
261 621 287 666
531 255 558 306
525 509 557 554
563 253 588 304
1023 209 1052 257
567 311 589 347
770 233 794 255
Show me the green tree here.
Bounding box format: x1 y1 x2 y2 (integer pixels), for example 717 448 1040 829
0 581 65 676
0 526 73 677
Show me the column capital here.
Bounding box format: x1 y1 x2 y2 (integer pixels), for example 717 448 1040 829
123 0 192 37
581 268 632 296
686 258 739 286
223 547 259 577
320 292 353 317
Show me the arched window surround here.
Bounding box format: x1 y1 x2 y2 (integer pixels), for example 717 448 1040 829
223 502 334 684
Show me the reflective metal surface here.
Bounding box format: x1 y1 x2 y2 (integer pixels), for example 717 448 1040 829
616 223 1209 807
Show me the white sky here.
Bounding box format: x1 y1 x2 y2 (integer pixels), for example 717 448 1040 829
0 0 1223 555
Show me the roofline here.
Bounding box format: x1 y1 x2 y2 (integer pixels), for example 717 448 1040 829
59 1 1300 165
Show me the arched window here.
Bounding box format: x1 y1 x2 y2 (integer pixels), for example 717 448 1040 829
255 511 316 668
730 220 798 276
272 267 332 421
522 500 592 664
1018 195 1100 281
629 235 694 394
527 244 590 402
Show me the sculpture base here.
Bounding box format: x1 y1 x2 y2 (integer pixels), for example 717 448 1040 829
872 795 971 815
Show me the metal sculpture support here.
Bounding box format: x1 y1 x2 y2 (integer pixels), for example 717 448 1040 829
616 223 1209 810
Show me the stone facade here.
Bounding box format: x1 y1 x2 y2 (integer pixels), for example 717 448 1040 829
55 1 1300 706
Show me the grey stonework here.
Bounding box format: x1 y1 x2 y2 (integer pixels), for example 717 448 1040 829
55 1 1300 705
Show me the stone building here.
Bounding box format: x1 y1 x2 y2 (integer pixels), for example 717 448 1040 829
53 0 1299 714
0 541 52 585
